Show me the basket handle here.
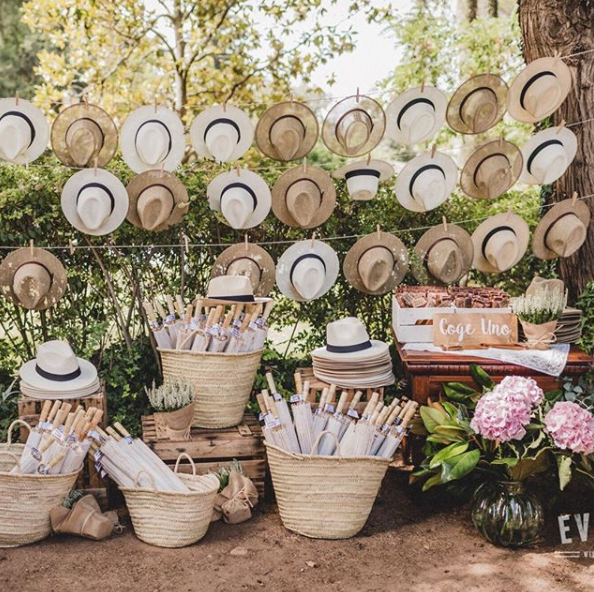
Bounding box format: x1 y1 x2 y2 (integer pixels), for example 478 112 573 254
7 419 32 446
310 429 341 459
134 470 158 490
174 452 196 476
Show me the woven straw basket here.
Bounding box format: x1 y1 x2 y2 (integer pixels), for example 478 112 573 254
0 420 79 548
159 348 263 428
120 453 219 548
266 432 390 539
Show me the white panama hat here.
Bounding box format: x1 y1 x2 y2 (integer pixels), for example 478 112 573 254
332 159 394 201
0 98 49 164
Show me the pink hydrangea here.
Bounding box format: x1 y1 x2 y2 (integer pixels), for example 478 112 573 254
544 402 594 455
471 389 532 442
497 376 544 407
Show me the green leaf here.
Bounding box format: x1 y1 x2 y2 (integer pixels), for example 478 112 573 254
469 364 495 390
426 434 451 445
420 406 447 432
491 457 519 467
509 449 550 481
557 455 573 491
433 425 467 441
441 401 458 418
429 442 469 468
422 473 443 492
449 449 481 480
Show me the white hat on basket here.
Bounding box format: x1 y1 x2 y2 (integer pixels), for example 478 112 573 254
206 275 257 304
190 105 254 162
332 159 394 201
0 98 49 164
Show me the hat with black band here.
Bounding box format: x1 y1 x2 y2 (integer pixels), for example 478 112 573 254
332 158 394 201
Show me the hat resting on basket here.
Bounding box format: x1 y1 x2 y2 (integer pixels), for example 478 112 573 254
395 151 457 212
211 242 275 297
190 105 254 162
0 98 49 164
0 247 67 310
519 126 577 185
276 238 339 302
532 198 590 260
51 102 118 167
255 101 318 161
343 230 408 295
121 105 186 173
126 170 189 232
471 212 530 273
61 168 129 235
386 85 447 145
507 57 573 123
205 274 271 305
207 168 271 230
332 158 394 201
271 164 336 228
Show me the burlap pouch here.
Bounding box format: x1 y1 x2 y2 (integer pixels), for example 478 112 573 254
521 319 558 350
51 495 118 540
212 471 259 524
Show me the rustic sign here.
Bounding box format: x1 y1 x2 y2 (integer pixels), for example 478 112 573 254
433 312 518 349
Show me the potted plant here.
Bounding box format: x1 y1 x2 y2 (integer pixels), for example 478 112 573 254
145 379 195 440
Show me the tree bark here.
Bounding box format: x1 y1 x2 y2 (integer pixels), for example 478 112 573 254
467 0 478 21
487 0 498 17
518 0 594 301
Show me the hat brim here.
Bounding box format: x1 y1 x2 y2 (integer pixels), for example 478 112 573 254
312 339 389 361
0 98 49 164
19 357 98 392
271 165 336 229
332 158 394 181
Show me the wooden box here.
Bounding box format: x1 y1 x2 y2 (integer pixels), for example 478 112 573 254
141 412 266 497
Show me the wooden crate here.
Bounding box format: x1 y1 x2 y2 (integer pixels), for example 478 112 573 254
142 412 266 497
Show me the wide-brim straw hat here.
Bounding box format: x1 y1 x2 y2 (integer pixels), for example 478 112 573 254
386 85 447 145
460 139 523 200
211 242 276 297
507 57 573 123
0 98 49 165
322 95 386 157
532 198 590 260
471 212 530 273
121 105 186 173
332 159 394 201
343 231 409 295
271 165 336 228
526 276 565 298
447 73 508 134
412 224 474 284
255 101 318 161
520 126 577 185
51 103 118 167
0 247 67 310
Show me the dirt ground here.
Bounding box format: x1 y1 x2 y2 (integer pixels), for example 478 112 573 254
3 469 594 592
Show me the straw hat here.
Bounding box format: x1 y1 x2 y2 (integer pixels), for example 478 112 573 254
322 94 386 157
507 57 573 123
61 168 129 236
120 105 186 173
460 139 523 200
207 168 271 230
386 86 447 145
526 276 565 298
211 242 275 297
51 103 118 167
332 159 394 201
343 231 409 295
126 170 189 232
520 127 577 185
271 165 336 228
276 239 339 302
0 247 67 310
255 101 318 161
190 105 253 162
447 74 508 134
532 198 590 260
206 275 256 304
395 151 457 212
412 224 474 284
471 212 530 273
0 98 49 164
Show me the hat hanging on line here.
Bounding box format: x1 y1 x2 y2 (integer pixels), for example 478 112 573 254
190 105 254 163
271 164 336 228
386 85 447 145
532 197 590 260
395 150 458 212
412 222 474 285
207 168 271 230
211 241 276 297
507 56 573 123
51 102 118 168
61 168 129 236
0 247 67 310
471 211 530 273
276 237 339 302
322 94 386 157
204 274 270 306
343 230 409 295
519 126 577 186
332 158 394 201
0 98 49 165
126 169 189 232
460 139 523 200
120 105 186 173
255 101 318 161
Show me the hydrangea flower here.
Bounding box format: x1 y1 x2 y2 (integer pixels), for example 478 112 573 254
471 389 532 442
544 401 594 455
497 376 544 407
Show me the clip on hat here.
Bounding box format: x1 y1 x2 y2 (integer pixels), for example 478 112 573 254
332 158 394 201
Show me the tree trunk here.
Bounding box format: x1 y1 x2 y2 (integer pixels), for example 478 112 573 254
467 0 478 21
518 0 594 301
487 0 498 17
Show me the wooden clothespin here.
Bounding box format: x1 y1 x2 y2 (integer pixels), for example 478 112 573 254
83 92 89 108
182 233 189 254
245 234 249 250
499 134 504 148
302 157 307 173
29 239 34 257
556 119 566 134
442 216 448 232
366 152 371 165
154 96 158 114
420 79 425 93
356 87 360 103
24 158 29 171
376 224 381 240
236 164 241 177
93 157 98 176
68 239 75 256
289 91 294 104
431 143 436 158
160 162 165 178
15 91 19 106
571 191 578 206
222 101 227 113
311 232 316 248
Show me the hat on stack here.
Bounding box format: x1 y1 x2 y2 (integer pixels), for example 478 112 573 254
332 158 394 201
0 98 49 164
19 340 100 400
312 317 395 389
